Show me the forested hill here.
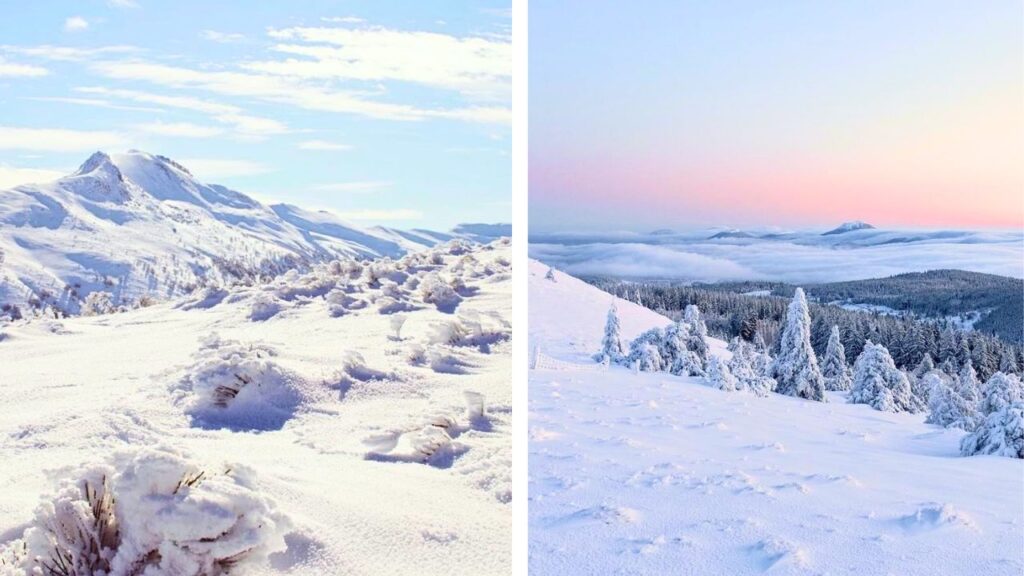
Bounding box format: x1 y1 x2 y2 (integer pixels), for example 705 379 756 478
691 270 1023 343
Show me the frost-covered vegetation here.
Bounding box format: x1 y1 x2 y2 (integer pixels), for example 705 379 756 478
589 277 1024 383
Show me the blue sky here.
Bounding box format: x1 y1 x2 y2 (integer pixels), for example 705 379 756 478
0 0 511 230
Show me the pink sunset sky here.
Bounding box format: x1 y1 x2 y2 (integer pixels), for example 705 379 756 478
529 1 1023 232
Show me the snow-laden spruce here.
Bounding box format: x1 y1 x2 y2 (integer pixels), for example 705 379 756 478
978 371 1024 416
849 341 923 413
820 325 852 391
682 305 710 366
770 288 825 401
726 338 774 396
0 448 289 576
960 402 1024 459
924 372 980 431
593 303 625 364
955 360 982 408
707 355 739 392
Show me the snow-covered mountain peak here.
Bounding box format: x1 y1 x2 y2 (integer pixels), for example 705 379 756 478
823 220 875 235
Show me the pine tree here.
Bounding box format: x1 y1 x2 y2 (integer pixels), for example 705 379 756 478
999 350 1020 375
925 373 981 431
979 372 1024 416
594 303 625 364
956 360 981 407
850 341 923 413
960 402 1024 459
770 288 826 401
913 353 935 379
627 328 665 372
707 355 738 392
683 304 709 366
821 325 852 391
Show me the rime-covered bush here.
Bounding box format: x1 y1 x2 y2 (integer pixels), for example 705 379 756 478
426 311 511 353
81 291 116 316
594 303 625 364
1 448 289 576
173 335 301 430
626 328 665 372
707 355 739 392
978 372 1024 416
325 288 365 317
419 272 461 312
683 305 709 366
249 292 282 321
728 339 774 396
821 325 852 391
960 402 1024 459
849 342 922 413
924 372 980 431
771 288 825 401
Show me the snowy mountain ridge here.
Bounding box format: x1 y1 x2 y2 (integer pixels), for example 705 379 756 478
0 150 508 317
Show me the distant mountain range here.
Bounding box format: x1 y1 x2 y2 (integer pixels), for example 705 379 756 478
0 150 508 316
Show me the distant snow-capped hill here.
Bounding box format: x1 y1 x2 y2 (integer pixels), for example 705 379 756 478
822 220 875 235
0 150 507 317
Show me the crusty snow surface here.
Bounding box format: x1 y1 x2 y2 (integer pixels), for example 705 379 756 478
528 260 1023 575
0 241 512 575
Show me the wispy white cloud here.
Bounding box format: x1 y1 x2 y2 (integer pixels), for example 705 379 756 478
297 139 352 151
253 26 512 99
201 30 246 43
320 16 365 24
0 165 66 188
107 0 139 8
0 57 48 77
26 96 164 113
2 45 139 61
178 158 271 179
335 208 422 221
77 86 288 137
313 180 390 193
64 17 90 32
134 121 224 138
0 126 128 152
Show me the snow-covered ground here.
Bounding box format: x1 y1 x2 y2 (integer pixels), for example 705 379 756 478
528 259 1023 575
0 240 512 575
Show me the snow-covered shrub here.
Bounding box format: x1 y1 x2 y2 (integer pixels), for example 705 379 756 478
464 390 487 424
173 335 301 430
2 448 289 576
849 342 922 413
770 288 825 401
81 291 116 316
341 351 392 382
978 372 1024 416
924 372 980 431
325 288 365 317
707 355 739 392
670 349 705 377
419 272 461 312
820 325 852 391
545 267 556 281
426 311 511 353
249 292 282 321
593 304 625 364
626 328 665 372
913 353 936 379
960 402 1024 459
390 315 407 340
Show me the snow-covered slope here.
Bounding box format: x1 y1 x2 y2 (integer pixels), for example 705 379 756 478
0 240 512 576
528 260 1023 575
0 151 496 316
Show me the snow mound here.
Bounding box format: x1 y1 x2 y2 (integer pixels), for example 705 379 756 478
0 448 289 576
754 537 810 571
173 335 303 431
896 503 978 532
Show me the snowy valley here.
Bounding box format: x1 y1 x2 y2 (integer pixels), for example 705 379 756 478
0 196 512 573
528 260 1022 575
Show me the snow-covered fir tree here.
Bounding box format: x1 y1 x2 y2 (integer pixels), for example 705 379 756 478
924 372 980 431
627 328 666 372
850 341 923 413
683 304 709 367
955 360 981 407
770 288 826 401
820 325 852 391
728 338 773 396
594 303 625 364
913 353 935 379
960 402 1024 459
707 355 739 392
979 372 1024 416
